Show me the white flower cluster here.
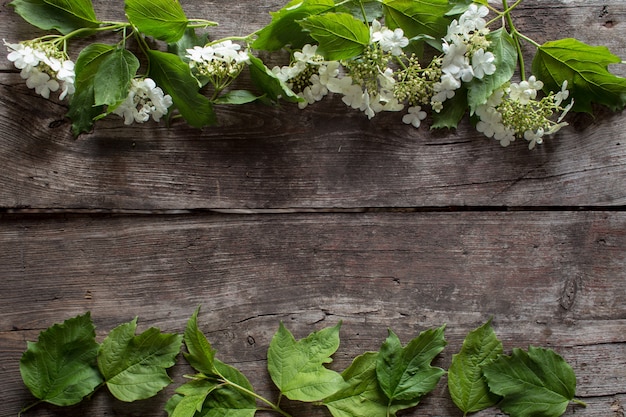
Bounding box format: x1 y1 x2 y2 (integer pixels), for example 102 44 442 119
112 78 173 125
5 40 75 100
186 40 250 94
476 77 574 148
186 40 250 67
273 20 409 118
431 4 496 111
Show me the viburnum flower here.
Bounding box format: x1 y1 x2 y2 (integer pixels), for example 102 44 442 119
112 78 173 125
471 48 496 79
402 106 427 128
5 39 75 100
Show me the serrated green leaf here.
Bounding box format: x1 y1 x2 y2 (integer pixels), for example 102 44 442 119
382 0 451 51
214 90 263 105
483 346 577 417
183 307 217 376
376 325 446 402
532 38 626 113
448 319 503 414
19 313 102 406
431 86 468 130
147 49 216 128
168 379 219 417
10 0 100 34
248 54 305 103
252 0 336 51
467 28 517 113
125 0 188 43
93 48 140 109
203 360 257 417
298 12 369 60
68 43 116 135
323 352 420 417
268 322 346 402
98 317 182 402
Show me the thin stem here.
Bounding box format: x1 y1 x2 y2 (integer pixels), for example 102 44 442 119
19 400 43 416
219 378 293 417
502 0 526 80
207 36 254 46
572 398 588 407
187 19 219 28
359 0 369 22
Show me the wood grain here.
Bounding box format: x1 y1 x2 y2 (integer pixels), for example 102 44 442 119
1 212 624 416
0 1 625 210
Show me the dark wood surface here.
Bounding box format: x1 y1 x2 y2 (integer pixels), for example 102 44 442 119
1 1 625 417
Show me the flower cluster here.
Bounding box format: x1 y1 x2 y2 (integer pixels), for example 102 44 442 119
186 40 250 96
476 77 574 149
112 78 173 125
431 4 495 111
5 40 75 100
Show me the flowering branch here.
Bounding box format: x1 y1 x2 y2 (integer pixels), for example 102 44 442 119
5 0 626 150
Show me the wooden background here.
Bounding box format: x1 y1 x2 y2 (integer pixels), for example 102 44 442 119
1 1 625 416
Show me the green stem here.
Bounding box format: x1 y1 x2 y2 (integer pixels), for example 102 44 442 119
187 19 219 28
219 378 293 417
207 36 254 46
19 400 43 416
359 0 369 22
572 398 588 407
502 0 526 80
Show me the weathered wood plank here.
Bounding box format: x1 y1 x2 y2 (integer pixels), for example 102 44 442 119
1 212 624 416
0 76 624 210
0 1 625 210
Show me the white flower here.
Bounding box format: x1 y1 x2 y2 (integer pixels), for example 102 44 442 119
370 20 384 43
5 41 40 70
508 76 543 105
113 78 173 125
557 99 574 123
326 75 354 94
186 45 215 63
378 27 409 56
294 44 319 63
402 106 427 128
554 80 570 106
24 68 59 99
471 49 496 79
524 127 544 150
459 4 489 31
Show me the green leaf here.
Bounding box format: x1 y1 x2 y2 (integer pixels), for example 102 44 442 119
448 319 503 414
68 43 116 135
431 86 468 130
98 317 182 402
19 313 103 406
214 90 263 105
323 352 420 417
203 360 257 417
147 49 216 128
252 0 336 51
168 28 210 62
125 0 188 43
298 12 370 61
467 28 517 112
483 346 578 417
248 54 305 103
268 322 346 402
335 0 383 22
376 325 446 402
532 38 626 113
382 0 452 50
10 0 100 34
93 48 140 109
183 307 217 376
168 379 220 417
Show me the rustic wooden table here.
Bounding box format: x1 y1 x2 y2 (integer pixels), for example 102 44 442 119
1 1 625 416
